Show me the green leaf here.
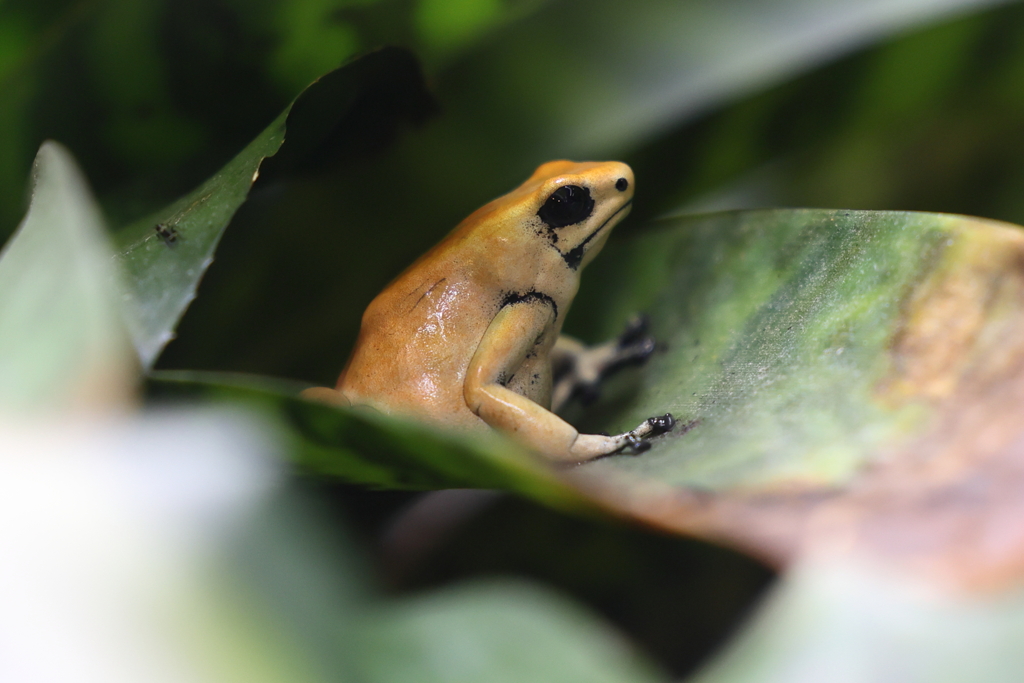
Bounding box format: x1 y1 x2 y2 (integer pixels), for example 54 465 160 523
565 208 1024 583
0 141 135 411
114 107 285 369
577 209 950 489
147 370 590 511
360 580 667 683
113 46 434 370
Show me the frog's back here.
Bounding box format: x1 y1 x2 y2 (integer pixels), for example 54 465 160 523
336 238 500 431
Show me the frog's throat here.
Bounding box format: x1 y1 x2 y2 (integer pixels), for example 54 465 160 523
562 199 633 271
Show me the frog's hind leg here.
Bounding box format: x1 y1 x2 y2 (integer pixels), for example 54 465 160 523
300 386 353 408
466 303 673 463
550 314 656 412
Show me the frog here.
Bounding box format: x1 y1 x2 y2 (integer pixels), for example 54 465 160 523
303 160 674 462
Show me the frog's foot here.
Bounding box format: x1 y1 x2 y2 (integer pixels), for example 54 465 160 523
551 315 657 411
568 413 675 461
300 386 352 408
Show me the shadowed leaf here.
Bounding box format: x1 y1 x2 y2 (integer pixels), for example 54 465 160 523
114 47 434 369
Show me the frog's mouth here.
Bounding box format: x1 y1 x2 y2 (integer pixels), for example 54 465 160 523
562 198 632 270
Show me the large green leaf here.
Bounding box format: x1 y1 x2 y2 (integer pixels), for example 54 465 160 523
579 209 953 489
113 109 285 368
0 141 135 411
566 208 1024 585
113 46 434 369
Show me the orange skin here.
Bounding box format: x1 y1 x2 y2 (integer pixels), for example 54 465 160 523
304 161 671 462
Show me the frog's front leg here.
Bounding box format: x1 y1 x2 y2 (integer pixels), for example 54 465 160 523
550 315 656 412
465 302 673 463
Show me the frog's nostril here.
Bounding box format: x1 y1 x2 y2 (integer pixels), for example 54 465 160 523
615 177 629 192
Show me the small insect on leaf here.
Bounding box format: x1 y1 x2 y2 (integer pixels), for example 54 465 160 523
154 223 178 246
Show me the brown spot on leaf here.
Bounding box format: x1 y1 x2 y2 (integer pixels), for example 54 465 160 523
880 219 1024 404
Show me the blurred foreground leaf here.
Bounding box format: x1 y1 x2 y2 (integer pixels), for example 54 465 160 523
1 406 662 682
360 580 666 683
0 410 330 683
114 47 434 369
418 0 1018 169
692 558 1024 683
0 141 135 411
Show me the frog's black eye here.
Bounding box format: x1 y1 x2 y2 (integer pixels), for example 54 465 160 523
538 185 594 228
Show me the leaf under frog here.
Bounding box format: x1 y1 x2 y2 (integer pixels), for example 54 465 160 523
147 369 590 513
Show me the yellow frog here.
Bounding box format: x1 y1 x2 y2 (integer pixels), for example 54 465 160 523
303 160 673 462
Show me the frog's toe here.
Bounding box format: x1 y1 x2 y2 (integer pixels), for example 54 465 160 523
617 314 650 346
610 315 657 369
645 413 675 435
618 336 656 366
624 433 651 454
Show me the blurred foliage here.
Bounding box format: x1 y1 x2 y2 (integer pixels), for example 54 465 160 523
0 142 134 410
394 495 773 678
8 0 1024 680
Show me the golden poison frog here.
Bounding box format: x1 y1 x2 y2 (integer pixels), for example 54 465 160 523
303 161 674 462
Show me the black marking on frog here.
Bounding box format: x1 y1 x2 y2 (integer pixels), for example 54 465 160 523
410 277 447 312
500 290 558 320
561 199 632 270
538 185 593 229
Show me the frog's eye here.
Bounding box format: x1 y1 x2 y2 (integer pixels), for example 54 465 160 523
538 185 594 228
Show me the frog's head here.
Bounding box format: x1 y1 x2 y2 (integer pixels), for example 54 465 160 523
522 160 634 271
